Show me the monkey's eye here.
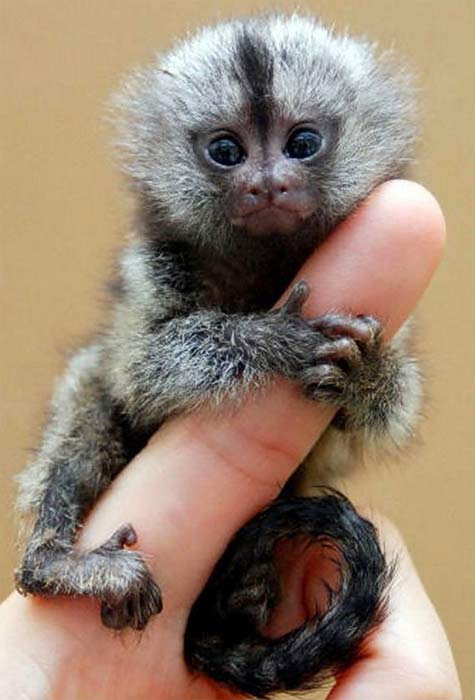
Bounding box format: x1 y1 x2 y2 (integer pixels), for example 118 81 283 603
284 128 323 160
207 136 246 167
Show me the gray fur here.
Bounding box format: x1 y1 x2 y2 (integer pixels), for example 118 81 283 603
114 14 416 249
15 14 422 694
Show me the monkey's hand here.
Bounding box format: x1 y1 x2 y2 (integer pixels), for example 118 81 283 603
278 280 384 405
280 281 421 454
249 282 384 392
109 288 388 426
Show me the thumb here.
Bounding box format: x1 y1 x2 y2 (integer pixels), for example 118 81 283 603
328 516 461 700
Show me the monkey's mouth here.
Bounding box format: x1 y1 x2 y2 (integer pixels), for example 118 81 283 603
231 205 313 236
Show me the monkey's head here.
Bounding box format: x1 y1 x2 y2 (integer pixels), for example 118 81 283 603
116 14 416 251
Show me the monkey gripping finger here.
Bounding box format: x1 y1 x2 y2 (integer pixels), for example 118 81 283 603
279 280 310 316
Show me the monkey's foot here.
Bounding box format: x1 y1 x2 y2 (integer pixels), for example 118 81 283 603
100 579 163 630
15 524 162 631
98 526 163 631
92 524 163 631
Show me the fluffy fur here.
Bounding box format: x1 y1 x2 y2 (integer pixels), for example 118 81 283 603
15 14 422 696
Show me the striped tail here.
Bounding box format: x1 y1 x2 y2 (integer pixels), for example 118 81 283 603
185 491 391 697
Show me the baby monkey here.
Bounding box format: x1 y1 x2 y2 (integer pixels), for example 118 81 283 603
15 14 422 697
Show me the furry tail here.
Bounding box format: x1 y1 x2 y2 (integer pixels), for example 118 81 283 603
185 491 391 697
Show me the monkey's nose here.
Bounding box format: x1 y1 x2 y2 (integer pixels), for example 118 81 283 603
236 181 270 215
234 166 311 219
270 181 289 202
243 179 290 204
246 182 269 201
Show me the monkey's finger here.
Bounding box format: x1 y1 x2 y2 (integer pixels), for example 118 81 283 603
278 279 310 315
79 179 445 614
327 515 461 700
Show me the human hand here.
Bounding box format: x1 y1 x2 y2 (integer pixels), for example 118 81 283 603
0 181 460 700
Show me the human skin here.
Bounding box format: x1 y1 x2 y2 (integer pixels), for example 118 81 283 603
0 180 461 699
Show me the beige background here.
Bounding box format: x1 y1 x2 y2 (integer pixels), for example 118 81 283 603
1 0 474 696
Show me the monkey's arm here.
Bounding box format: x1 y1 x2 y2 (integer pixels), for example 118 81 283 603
103 280 346 426
106 265 421 467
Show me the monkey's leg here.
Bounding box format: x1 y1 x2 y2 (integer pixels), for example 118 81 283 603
15 345 162 631
185 491 390 697
300 316 422 477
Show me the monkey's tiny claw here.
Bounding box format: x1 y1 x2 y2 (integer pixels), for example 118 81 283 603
355 314 384 343
14 570 28 596
102 523 138 551
313 337 360 363
280 280 310 315
310 313 383 346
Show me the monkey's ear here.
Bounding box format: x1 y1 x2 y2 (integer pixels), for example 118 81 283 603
106 57 176 184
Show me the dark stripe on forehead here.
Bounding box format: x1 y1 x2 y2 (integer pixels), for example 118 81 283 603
235 30 274 133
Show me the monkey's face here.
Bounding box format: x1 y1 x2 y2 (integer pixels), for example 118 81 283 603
117 15 415 250
195 119 337 238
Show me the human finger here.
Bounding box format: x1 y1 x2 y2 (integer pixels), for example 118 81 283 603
80 179 445 613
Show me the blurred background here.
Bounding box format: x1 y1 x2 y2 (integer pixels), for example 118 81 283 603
1 0 474 696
